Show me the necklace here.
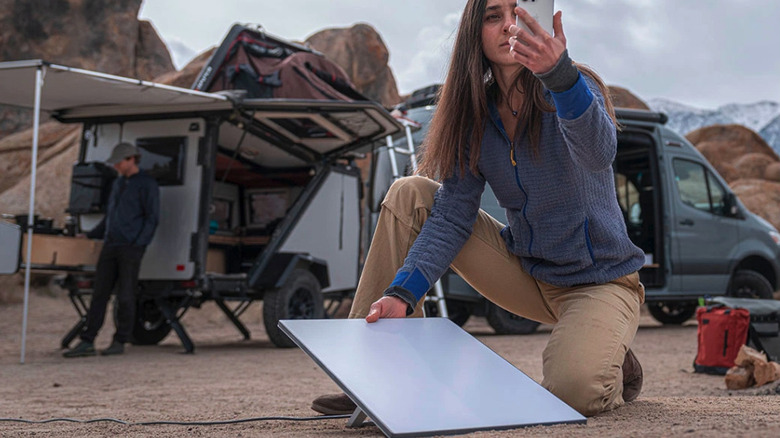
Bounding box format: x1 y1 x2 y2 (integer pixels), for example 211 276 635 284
504 91 519 117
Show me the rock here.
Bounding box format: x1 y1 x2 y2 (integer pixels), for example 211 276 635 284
0 122 79 194
609 86 650 110
765 162 780 182
0 129 80 225
730 179 780 231
0 0 172 79
153 48 215 88
734 153 777 180
305 24 402 107
687 124 779 162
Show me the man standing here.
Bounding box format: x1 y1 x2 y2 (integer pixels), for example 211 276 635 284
64 142 160 357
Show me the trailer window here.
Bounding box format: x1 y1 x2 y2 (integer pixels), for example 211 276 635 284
246 188 289 229
136 136 187 186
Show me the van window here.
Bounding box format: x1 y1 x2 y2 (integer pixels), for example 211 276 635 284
673 159 728 216
707 171 727 215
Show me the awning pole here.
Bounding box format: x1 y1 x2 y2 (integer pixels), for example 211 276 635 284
21 66 44 364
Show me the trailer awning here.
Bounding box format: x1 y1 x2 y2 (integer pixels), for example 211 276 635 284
0 60 231 117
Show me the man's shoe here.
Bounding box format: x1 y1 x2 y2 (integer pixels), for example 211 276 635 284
311 393 357 415
100 341 125 356
622 348 643 402
63 341 96 358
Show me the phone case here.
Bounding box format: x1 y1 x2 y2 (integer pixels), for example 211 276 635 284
516 0 554 36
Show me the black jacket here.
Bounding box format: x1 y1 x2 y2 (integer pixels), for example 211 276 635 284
88 170 159 247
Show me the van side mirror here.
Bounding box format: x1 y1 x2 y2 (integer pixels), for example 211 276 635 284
723 193 740 217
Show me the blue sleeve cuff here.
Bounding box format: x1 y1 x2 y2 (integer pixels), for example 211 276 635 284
550 73 594 120
390 268 430 301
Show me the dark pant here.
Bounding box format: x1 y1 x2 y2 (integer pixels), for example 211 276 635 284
81 244 145 344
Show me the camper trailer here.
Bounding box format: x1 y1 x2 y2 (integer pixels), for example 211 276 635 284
0 27 403 350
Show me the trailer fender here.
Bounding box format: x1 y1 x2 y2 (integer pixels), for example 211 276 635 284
250 252 330 290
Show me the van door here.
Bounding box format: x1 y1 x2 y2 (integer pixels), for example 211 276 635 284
83 119 205 280
666 152 739 295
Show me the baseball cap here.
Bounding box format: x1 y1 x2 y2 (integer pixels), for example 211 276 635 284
105 142 139 165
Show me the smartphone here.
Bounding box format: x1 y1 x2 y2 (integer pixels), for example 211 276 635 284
516 0 555 37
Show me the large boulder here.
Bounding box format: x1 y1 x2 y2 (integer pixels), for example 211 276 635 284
609 86 650 110
305 24 402 107
735 153 777 181
687 125 779 184
687 124 779 162
154 48 215 89
730 179 780 231
0 128 81 223
0 0 172 79
0 122 79 195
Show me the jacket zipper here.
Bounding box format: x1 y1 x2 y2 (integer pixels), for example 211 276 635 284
509 140 534 259
488 105 535 260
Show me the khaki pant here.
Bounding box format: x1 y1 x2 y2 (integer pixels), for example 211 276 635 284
350 176 645 416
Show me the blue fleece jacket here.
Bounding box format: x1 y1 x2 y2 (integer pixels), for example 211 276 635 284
386 73 645 309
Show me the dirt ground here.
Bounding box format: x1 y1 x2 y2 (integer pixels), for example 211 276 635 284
2 286 780 438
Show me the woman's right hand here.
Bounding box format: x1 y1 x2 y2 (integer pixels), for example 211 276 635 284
365 296 409 323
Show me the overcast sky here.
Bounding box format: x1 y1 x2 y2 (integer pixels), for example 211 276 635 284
139 0 780 109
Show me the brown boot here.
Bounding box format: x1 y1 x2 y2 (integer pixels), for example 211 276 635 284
311 393 357 415
622 348 643 402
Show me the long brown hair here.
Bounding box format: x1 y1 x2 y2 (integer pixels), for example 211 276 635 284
417 0 618 180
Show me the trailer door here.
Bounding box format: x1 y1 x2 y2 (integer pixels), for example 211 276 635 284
83 119 205 280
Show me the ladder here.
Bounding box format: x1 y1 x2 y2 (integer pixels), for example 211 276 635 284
385 117 448 318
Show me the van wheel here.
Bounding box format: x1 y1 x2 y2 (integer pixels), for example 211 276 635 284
263 269 324 348
647 301 697 325
485 302 540 335
728 270 774 299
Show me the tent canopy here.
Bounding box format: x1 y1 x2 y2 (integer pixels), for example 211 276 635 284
0 60 231 117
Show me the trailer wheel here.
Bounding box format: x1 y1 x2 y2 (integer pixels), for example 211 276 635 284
647 301 697 325
485 302 540 335
114 297 172 345
263 269 324 348
728 270 774 299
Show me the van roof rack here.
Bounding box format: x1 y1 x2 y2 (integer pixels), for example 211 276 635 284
615 108 668 125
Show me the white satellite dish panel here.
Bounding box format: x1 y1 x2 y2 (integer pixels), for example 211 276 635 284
279 318 585 437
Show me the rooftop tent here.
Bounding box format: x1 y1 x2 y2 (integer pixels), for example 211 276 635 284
0 60 230 363
192 24 368 102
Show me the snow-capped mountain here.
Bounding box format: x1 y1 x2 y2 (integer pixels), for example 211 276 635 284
647 98 780 154
760 114 780 154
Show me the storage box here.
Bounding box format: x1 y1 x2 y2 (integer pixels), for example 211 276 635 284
21 234 102 267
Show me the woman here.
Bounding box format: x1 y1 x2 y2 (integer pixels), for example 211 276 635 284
312 0 645 417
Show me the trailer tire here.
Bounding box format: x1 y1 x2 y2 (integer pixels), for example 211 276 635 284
263 268 324 348
728 270 774 299
115 297 172 345
485 302 540 335
646 301 697 325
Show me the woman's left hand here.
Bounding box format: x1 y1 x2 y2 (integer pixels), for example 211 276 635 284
509 8 567 74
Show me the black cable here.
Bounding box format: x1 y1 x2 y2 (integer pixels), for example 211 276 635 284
0 414 351 426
